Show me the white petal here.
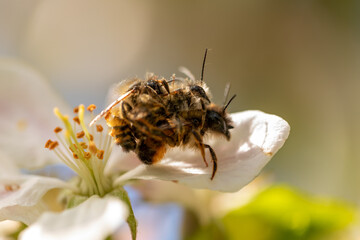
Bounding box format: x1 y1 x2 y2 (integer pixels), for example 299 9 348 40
116 110 290 192
20 196 128 240
0 175 70 224
0 59 70 169
0 150 20 176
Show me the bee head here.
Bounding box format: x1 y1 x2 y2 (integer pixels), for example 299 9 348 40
205 95 236 140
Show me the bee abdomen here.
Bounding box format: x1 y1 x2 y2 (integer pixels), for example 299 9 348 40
136 138 166 164
110 122 137 152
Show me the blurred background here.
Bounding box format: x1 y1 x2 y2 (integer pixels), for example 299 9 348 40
1 0 360 239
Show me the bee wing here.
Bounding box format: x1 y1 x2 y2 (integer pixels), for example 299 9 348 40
89 89 134 126
178 66 195 81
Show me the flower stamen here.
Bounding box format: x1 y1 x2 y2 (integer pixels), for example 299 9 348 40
89 141 98 155
87 104 97 112
76 131 85 139
4 184 20 192
47 105 114 197
96 125 103 132
73 116 80 125
97 150 105 160
45 139 52 148
54 127 63 133
49 141 59 150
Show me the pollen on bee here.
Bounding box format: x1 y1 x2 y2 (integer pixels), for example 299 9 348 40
110 129 116 137
73 116 80 125
104 112 111 121
87 104 97 112
89 141 98 154
97 150 105 160
76 131 85 138
45 139 52 148
73 106 79 113
49 141 59 150
54 127 63 133
96 124 103 132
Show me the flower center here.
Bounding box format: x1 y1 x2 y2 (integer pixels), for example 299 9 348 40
45 104 113 197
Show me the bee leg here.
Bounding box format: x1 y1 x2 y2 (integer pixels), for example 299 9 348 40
204 144 217 180
120 101 132 118
143 86 165 105
160 79 170 94
200 99 206 129
120 102 173 144
192 130 208 167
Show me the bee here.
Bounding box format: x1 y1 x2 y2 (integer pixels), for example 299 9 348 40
90 49 236 179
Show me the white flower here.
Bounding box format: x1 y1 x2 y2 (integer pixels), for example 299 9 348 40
0 59 130 240
113 110 289 192
0 58 290 239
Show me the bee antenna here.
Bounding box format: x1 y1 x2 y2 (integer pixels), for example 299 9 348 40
222 83 231 106
200 48 208 82
223 94 236 113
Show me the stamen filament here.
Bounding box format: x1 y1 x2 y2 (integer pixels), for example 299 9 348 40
78 105 91 141
90 156 105 196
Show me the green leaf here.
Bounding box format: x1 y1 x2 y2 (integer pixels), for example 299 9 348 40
187 185 356 240
186 219 230 240
222 185 356 240
109 188 137 240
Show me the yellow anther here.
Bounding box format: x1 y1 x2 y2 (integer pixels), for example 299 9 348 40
73 153 79 159
84 152 91 159
49 141 59 150
89 141 98 154
96 124 103 132
87 104 97 112
73 116 80 125
80 142 88 149
45 139 52 148
76 131 85 138
97 150 105 160
90 134 94 141
5 184 20 192
54 127 63 133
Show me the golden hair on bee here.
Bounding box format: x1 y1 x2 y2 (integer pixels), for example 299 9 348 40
91 49 235 180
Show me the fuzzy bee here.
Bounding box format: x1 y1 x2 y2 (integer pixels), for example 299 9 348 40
90 49 236 179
